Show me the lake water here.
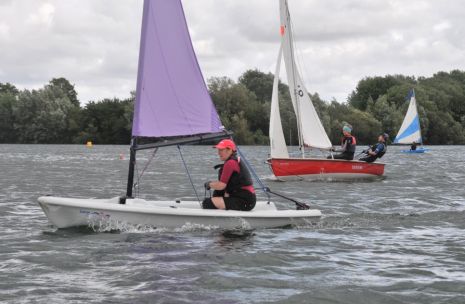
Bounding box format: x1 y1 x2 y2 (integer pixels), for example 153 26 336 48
1 144 465 303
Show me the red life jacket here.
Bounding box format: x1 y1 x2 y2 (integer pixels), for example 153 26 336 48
341 135 357 153
215 155 253 194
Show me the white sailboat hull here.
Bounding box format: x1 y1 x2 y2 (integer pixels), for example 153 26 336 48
38 196 321 230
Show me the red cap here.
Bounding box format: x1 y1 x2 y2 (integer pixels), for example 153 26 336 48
214 139 236 151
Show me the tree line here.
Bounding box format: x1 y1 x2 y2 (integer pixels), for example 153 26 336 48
1 70 465 145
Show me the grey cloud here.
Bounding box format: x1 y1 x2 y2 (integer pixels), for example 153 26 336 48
0 0 464 104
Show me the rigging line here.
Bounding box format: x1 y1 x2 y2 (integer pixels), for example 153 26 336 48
289 14 332 149
236 146 271 202
413 91 424 145
289 13 311 88
355 151 367 159
285 2 304 156
134 160 139 197
177 145 201 204
240 148 310 208
134 147 158 197
265 188 310 210
290 22 320 103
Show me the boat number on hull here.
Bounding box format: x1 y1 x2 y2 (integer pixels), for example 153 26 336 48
352 165 363 170
80 209 110 218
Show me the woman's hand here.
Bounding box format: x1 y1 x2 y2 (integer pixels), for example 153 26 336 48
209 181 227 191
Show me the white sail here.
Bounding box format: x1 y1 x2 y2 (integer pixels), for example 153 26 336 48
293 68 333 150
279 0 333 150
394 89 422 144
270 44 290 158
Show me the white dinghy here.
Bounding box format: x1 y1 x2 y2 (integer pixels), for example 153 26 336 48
38 0 321 230
38 197 320 230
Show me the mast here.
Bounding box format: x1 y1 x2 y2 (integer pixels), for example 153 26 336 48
125 137 137 199
283 0 305 157
413 89 423 145
122 0 227 203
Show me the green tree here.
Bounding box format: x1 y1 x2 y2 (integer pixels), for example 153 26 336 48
208 76 261 144
349 75 416 110
426 111 465 144
74 98 132 144
238 70 301 145
0 90 17 143
2 69 465 145
0 83 19 95
49 77 80 107
12 85 75 143
368 95 403 137
238 69 274 103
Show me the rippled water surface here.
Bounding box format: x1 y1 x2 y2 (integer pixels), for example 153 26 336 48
1 144 465 303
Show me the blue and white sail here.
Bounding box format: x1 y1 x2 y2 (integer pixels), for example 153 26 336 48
394 89 422 144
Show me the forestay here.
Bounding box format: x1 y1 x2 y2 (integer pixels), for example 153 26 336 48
132 0 222 138
394 89 422 144
278 0 332 150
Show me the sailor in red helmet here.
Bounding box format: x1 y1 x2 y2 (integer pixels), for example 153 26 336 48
203 139 256 211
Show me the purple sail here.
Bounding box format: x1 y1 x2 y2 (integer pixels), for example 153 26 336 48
132 0 222 137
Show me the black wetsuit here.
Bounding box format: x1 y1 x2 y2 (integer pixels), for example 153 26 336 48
329 135 357 160
202 155 256 211
360 142 386 163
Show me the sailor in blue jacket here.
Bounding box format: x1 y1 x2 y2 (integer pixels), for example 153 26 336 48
360 133 388 163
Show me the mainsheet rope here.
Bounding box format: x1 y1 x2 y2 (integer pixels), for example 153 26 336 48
235 146 271 203
237 146 310 210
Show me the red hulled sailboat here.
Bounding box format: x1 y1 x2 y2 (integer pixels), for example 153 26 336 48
267 0 385 181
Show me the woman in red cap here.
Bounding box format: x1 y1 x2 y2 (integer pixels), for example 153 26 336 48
203 139 256 211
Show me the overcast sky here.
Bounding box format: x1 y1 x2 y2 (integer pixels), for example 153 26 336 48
1 0 464 104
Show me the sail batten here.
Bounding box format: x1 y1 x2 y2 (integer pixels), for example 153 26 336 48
132 0 222 138
394 89 422 144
